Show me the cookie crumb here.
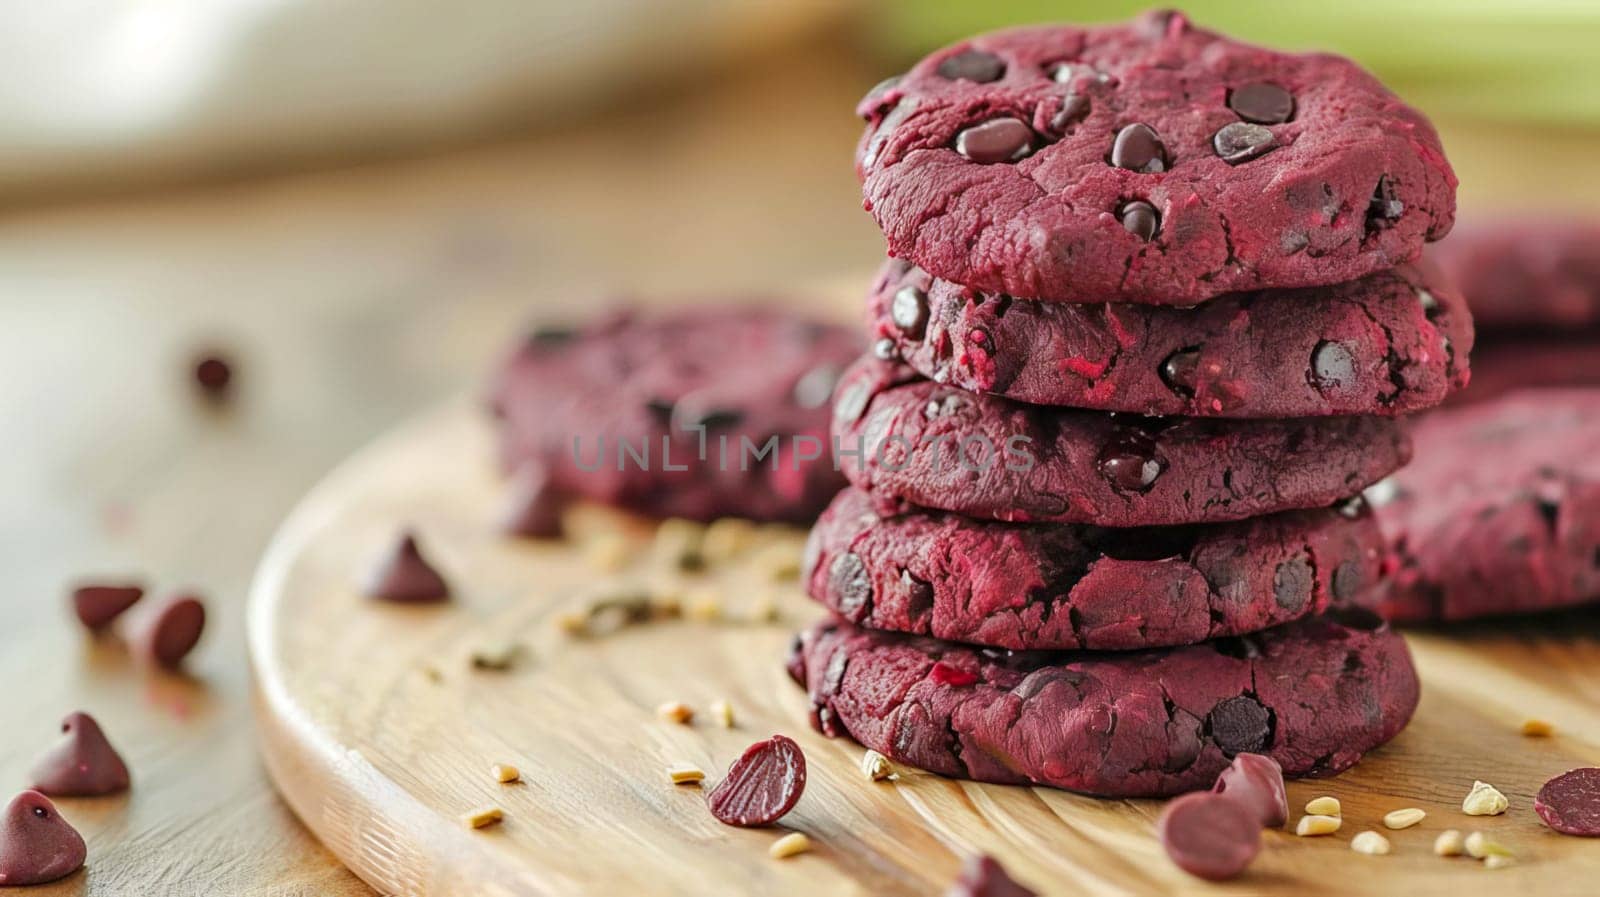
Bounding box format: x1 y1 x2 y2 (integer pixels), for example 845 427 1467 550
667 764 705 785
1304 796 1340 817
470 641 523 671
657 701 694 725
1383 807 1426 830
1434 829 1466 857
1296 814 1341 836
491 764 521 784
861 750 894 782
1463 780 1509 816
461 806 504 829
711 699 735 729
768 832 811 860
1521 718 1554 737
1464 831 1513 859
1351 831 1391 855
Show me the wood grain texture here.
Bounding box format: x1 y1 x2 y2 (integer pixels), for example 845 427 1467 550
250 401 1600 897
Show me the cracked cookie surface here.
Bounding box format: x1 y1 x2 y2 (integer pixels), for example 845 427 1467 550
856 10 1455 305
488 307 860 523
832 356 1411 527
804 488 1382 651
787 610 1418 798
1372 389 1600 621
869 258 1472 417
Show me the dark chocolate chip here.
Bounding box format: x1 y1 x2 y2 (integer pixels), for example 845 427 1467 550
644 398 676 424
834 378 872 424
1160 347 1201 397
1212 122 1276 164
1331 560 1363 602
955 118 1034 164
706 735 807 827
1366 176 1404 232
1211 635 1262 660
891 286 930 339
1325 605 1385 632
937 49 1005 83
859 75 902 118
0 791 87 886
1207 695 1273 755
691 409 744 430
829 552 873 621
193 354 233 400
947 854 1038 897
365 530 450 604
1097 431 1165 493
862 98 917 169
1227 83 1294 124
1211 753 1288 828
793 363 842 410
135 595 207 668
1310 340 1357 392
1119 201 1161 241
1159 792 1262 881
1111 123 1166 172
1047 93 1090 136
28 712 130 797
71 583 144 632
500 464 565 540
871 337 900 361
1272 555 1313 612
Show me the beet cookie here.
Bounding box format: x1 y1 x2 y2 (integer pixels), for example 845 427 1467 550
489 307 860 523
1372 389 1600 621
787 609 1419 798
1431 219 1600 332
1446 336 1600 406
832 357 1411 527
856 10 1456 305
868 258 1472 417
805 488 1382 651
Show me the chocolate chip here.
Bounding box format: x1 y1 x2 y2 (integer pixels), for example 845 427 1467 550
71 583 144 632
871 337 900 361
1417 288 1441 319
1211 753 1289 828
937 49 1005 83
1325 605 1385 631
829 552 873 621
644 398 676 423
834 377 872 424
1366 176 1404 232
955 118 1034 164
1097 431 1165 493
1046 93 1091 136
1331 560 1363 601
1535 767 1600 836
0 791 87 886
1310 340 1356 392
948 854 1039 897
859 75 901 118
1212 122 1276 164
1111 123 1166 172
1119 201 1161 241
862 97 916 169
891 286 929 338
193 353 233 401
1211 635 1262 660
1159 792 1261 881
28 712 130 797
706 735 807 827
1159 347 1200 397
499 464 565 540
134 594 207 668
365 530 450 603
793 363 842 410
1272 555 1313 612
1207 695 1273 755
1227 83 1294 124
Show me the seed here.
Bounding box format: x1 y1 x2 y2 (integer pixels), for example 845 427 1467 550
584 533 630 573
711 699 735 729
461 806 504 829
1304 796 1341 816
1521 719 1554 737
1434 829 1466 856
1351 831 1391 855
657 701 694 724
1464 831 1513 859
491 764 521 784
768 832 812 859
470 641 523 671
1296 814 1342 836
861 750 894 782
1483 854 1516 870
667 764 705 785
1383 807 1426 830
1463 780 1509 816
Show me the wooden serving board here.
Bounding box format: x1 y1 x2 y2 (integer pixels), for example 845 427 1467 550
249 400 1600 897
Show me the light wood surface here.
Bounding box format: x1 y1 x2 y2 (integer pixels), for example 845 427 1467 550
249 400 1600 897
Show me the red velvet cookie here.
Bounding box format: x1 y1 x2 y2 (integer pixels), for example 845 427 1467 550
868 258 1472 417
833 357 1411 527
489 307 860 523
856 10 1455 304
1431 219 1600 333
804 488 1381 651
787 609 1418 798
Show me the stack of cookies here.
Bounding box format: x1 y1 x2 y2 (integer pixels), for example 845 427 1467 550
788 11 1470 798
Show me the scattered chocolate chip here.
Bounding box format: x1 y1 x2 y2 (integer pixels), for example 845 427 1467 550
1111 123 1166 173
1213 122 1276 164
946 854 1038 897
365 530 450 603
499 464 565 540
1159 347 1200 396
871 337 900 361
0 791 86 886
1208 695 1273 755
1097 431 1165 493
1310 340 1357 392
1366 176 1404 232
1045 93 1090 136
793 363 842 410
937 49 1005 83
1331 560 1363 601
193 353 233 401
829 553 873 620
1119 201 1161 241
1272 555 1313 612
1535 767 1600 836
859 75 902 118
71 583 143 632
133 595 207 669
706 734 807 827
1228 83 1294 124
1159 791 1262 881
955 118 1035 164
1211 753 1288 828
891 286 930 339
29 712 130 797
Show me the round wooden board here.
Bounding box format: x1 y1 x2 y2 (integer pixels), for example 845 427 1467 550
249 400 1600 897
